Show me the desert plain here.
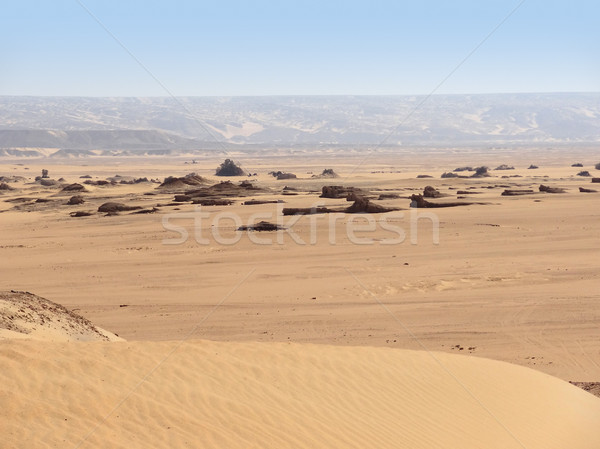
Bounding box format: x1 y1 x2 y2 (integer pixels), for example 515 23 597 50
1 147 600 448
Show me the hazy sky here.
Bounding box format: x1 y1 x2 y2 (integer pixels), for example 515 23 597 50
1 0 598 96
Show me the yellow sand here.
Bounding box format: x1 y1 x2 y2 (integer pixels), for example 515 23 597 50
1 339 600 449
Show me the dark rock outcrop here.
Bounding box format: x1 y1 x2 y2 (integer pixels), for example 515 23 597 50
471 166 491 178
215 159 245 176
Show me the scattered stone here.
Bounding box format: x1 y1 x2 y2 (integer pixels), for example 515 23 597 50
416 174 433 178
471 166 491 178
577 171 591 177
191 199 233 206
0 182 14 191
593 178 600 183
61 183 87 193
423 186 444 198
130 208 159 214
158 173 209 190
243 199 284 205
494 164 514 170
282 207 332 215
501 189 535 196
579 187 597 193
345 197 395 213
453 166 474 172
539 184 566 194
67 195 85 205
410 194 475 208
320 185 363 199
70 211 93 217
571 163 584 167
528 164 539 169
39 179 60 187
312 168 339 178
377 193 401 200
238 221 285 231
97 202 142 213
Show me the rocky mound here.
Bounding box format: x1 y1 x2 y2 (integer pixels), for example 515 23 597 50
0 182 14 190
158 173 209 190
312 168 339 179
0 291 121 341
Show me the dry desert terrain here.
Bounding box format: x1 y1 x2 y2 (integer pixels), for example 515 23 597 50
1 148 599 448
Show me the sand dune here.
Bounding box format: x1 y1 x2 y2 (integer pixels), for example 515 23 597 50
1 339 599 449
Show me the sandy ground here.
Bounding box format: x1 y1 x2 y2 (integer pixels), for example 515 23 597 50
1 149 599 447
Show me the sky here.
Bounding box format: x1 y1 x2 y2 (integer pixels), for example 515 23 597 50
1 0 598 96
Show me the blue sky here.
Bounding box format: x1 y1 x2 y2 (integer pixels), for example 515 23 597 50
1 0 598 96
